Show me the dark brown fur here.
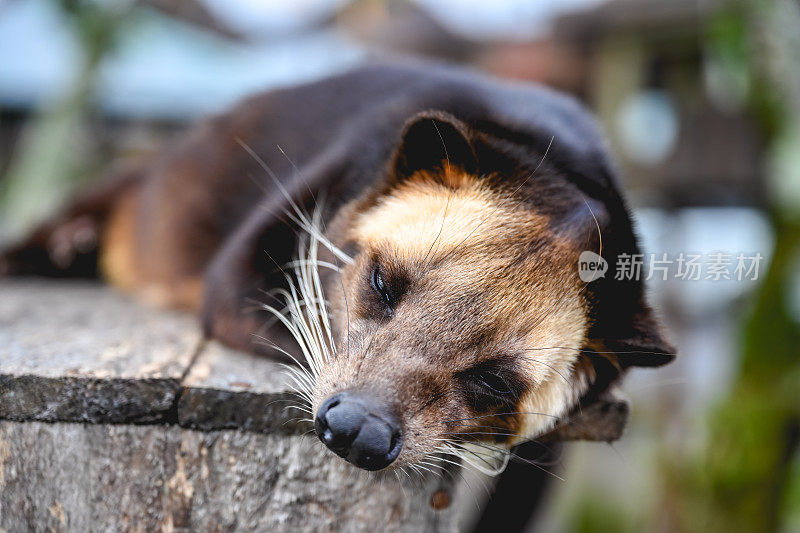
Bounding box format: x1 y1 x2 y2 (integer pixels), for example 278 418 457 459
1 60 674 466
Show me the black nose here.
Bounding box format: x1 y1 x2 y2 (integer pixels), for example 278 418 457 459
315 391 402 471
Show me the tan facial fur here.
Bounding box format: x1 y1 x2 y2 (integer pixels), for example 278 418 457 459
314 170 593 468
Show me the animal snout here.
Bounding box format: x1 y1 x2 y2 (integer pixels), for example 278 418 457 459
314 391 402 471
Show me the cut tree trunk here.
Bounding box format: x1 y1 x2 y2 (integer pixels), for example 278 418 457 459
0 280 630 532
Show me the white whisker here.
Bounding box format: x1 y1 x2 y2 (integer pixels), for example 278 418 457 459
243 198 343 429
236 139 353 264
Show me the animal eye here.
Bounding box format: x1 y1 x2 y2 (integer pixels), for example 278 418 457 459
371 265 394 310
473 371 512 395
457 361 526 412
457 362 525 411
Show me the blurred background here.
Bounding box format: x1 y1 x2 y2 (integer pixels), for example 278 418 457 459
0 0 798 531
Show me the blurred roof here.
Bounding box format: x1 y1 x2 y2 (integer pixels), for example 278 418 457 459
331 0 481 63
0 0 614 120
414 0 607 41
194 0 609 42
0 0 364 120
555 0 716 40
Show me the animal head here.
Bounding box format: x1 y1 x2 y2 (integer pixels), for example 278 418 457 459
277 111 674 473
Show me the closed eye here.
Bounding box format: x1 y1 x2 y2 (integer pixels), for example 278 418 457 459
456 360 526 411
473 371 512 395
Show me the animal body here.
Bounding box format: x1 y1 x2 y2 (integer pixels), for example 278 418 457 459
1 60 674 474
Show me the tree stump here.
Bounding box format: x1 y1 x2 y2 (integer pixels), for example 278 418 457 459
0 280 632 532
0 280 462 532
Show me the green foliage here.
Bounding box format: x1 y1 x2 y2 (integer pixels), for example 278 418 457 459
661 1 800 531
707 1 784 139
58 0 129 63
568 493 641 533
0 1 133 238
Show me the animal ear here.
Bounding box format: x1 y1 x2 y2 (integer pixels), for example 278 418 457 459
603 302 675 367
548 301 672 444
391 111 478 180
581 246 675 368
558 183 675 368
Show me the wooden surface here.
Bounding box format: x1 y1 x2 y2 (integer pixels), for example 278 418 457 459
0 280 630 531
0 281 198 379
0 421 462 532
0 279 299 430
178 340 304 433
0 280 199 424
0 279 630 435
0 280 464 531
